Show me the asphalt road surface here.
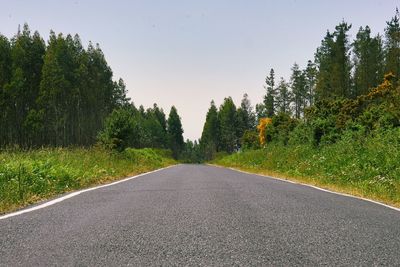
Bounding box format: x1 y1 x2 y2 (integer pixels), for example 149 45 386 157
1 164 400 266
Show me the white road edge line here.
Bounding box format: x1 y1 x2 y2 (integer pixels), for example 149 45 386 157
0 165 178 220
211 164 400 212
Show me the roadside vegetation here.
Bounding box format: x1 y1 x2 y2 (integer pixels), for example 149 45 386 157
0 147 175 214
213 128 400 207
0 26 182 214
200 10 400 206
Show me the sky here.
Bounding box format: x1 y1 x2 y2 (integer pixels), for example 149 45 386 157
1 0 399 140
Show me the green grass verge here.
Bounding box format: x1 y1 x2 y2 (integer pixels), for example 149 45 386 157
0 147 176 214
212 129 400 208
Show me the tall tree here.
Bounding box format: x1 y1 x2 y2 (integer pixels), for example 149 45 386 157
218 97 238 153
275 77 292 114
200 100 220 158
304 60 317 106
255 103 267 120
112 78 130 108
315 21 352 100
353 26 384 96
167 106 184 158
263 68 276 117
236 93 256 139
0 35 12 147
7 24 45 147
384 8 400 83
291 63 306 118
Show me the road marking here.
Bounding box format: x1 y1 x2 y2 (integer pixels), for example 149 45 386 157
211 165 400 212
0 165 178 220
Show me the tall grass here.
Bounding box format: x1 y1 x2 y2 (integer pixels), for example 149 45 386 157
213 128 400 207
0 147 176 214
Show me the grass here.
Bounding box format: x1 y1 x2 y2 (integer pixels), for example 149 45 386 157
0 147 176 214
212 128 400 208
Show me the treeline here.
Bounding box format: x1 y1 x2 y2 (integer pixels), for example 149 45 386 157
0 24 129 148
98 104 185 158
199 9 400 158
0 24 186 158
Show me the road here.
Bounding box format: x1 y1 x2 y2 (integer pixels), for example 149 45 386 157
1 164 400 266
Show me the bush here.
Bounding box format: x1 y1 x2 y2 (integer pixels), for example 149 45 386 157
98 108 143 151
241 130 259 150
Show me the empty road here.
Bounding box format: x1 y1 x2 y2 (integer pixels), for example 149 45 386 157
1 164 399 266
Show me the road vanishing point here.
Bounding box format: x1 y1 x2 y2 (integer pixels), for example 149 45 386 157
1 164 399 266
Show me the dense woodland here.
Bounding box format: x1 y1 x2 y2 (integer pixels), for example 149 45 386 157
197 9 400 161
1 10 400 162
0 24 185 157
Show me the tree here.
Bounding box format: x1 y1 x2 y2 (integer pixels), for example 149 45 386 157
143 105 167 148
218 97 238 153
315 21 352 100
97 107 142 151
275 77 292 114
236 93 256 141
304 60 317 106
0 35 12 147
112 78 130 108
5 24 46 147
264 68 276 117
200 100 220 159
353 26 384 96
167 106 184 158
255 103 267 121
290 63 306 118
384 8 400 83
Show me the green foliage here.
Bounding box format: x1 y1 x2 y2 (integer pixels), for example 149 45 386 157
315 21 352 100
275 77 292 115
200 100 220 158
241 130 259 150
167 106 184 159
214 127 400 205
98 104 170 152
0 25 128 148
181 140 203 163
236 93 256 139
384 8 400 83
97 107 142 151
353 26 384 96
0 147 176 213
218 97 239 153
290 63 307 118
264 68 276 117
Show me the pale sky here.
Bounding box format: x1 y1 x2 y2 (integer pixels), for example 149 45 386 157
1 0 398 140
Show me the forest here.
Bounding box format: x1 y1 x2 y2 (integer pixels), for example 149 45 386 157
0 24 185 157
198 9 400 157
0 25 184 212
203 10 400 205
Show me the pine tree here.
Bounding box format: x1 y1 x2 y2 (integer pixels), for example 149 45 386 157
0 35 12 147
353 26 384 96
218 97 238 153
236 93 256 140
384 8 400 83
291 63 306 118
275 77 292 114
200 100 220 158
255 103 267 120
112 78 130 108
264 68 276 117
315 21 352 100
304 60 317 106
167 106 184 158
